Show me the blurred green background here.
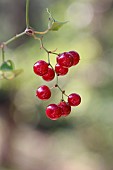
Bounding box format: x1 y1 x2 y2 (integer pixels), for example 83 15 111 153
0 0 113 170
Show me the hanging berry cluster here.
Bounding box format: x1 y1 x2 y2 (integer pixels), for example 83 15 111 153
0 0 81 120
33 44 81 120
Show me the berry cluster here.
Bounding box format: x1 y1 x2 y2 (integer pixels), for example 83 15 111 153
55 51 80 75
33 50 81 120
0 1 81 120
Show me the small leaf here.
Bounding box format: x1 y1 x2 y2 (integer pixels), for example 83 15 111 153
7 60 15 69
49 21 68 31
47 8 68 31
0 60 15 71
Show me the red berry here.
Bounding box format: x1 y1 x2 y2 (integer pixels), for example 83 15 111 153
69 51 80 66
68 93 81 106
58 101 71 116
33 60 48 76
46 104 62 120
57 52 73 68
42 67 55 81
55 63 68 76
36 85 51 100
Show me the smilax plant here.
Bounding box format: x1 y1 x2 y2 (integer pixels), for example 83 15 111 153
0 0 81 120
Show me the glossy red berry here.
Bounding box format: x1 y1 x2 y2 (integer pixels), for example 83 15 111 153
68 93 81 106
55 63 68 76
42 67 55 81
33 60 48 76
58 101 71 116
57 52 73 68
69 51 80 66
46 104 62 120
36 85 51 100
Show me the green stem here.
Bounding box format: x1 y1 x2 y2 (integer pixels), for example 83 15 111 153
4 32 25 46
56 74 59 84
47 53 50 64
62 92 64 101
49 52 59 55
56 84 65 100
57 85 63 93
1 47 5 62
55 77 68 98
35 30 49 35
26 0 30 28
1 0 29 46
39 37 49 53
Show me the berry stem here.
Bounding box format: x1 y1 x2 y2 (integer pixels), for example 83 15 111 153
62 92 64 101
39 37 55 70
55 75 68 99
39 37 52 64
55 83 67 100
26 0 30 28
39 37 49 53
56 74 59 84
49 52 59 55
47 52 50 64
55 84 62 93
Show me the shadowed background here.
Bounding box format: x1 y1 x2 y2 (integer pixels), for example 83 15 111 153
0 0 113 170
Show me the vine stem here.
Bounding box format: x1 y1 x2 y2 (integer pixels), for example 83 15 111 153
3 32 26 46
1 46 5 62
0 0 48 65
26 0 30 28
35 30 49 35
0 0 48 49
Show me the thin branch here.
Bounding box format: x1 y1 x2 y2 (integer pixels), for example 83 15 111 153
1 46 5 62
34 30 49 35
3 32 26 46
26 0 30 28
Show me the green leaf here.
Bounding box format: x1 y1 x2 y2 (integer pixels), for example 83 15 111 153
0 60 22 80
49 21 68 31
46 8 68 31
7 60 15 69
0 60 15 71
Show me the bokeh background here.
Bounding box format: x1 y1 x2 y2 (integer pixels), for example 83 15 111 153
0 0 113 170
